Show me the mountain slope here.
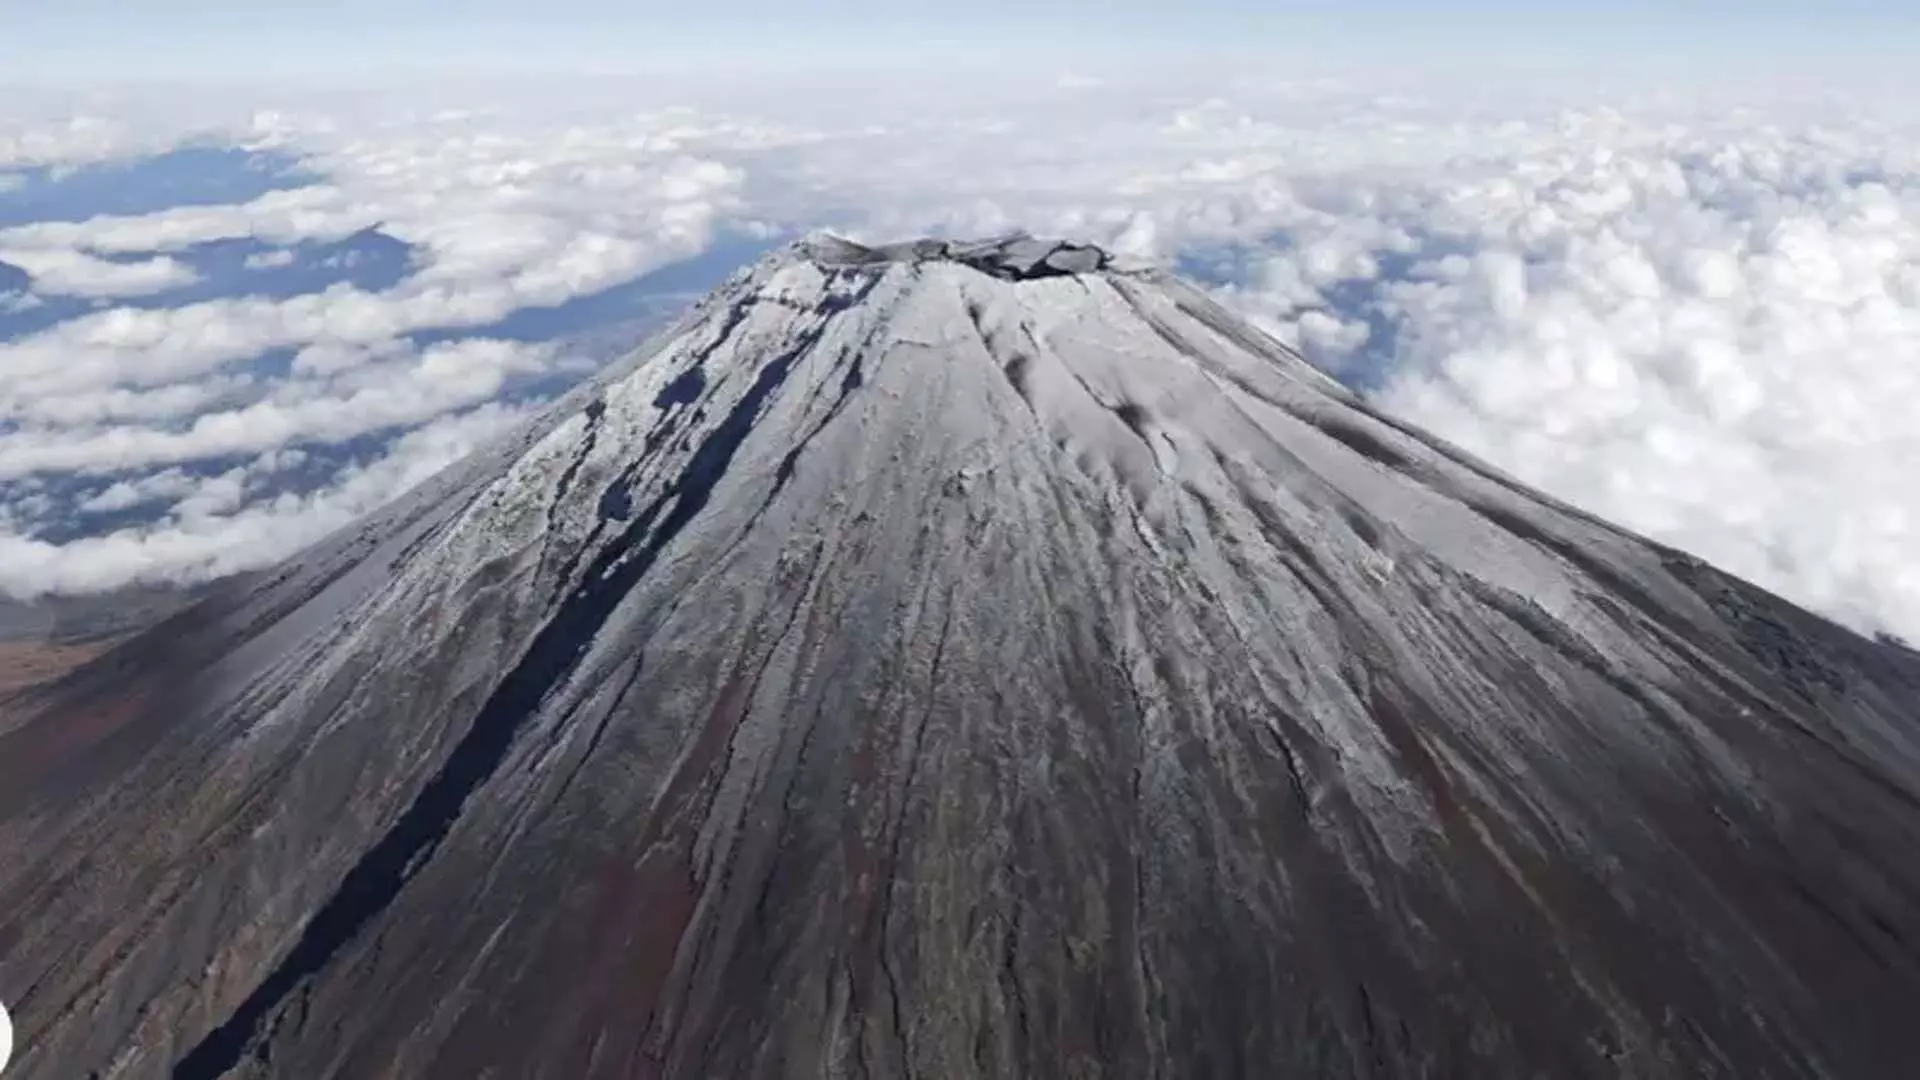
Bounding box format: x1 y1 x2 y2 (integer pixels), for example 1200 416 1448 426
2 235 1919 1079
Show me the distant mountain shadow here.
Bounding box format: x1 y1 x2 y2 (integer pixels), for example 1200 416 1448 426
158 228 417 302
0 228 418 342
0 146 320 229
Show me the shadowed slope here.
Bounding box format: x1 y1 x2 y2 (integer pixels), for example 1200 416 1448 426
2 235 1918 1079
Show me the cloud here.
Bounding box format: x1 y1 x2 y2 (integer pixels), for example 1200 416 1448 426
0 114 140 170
0 404 530 597
0 113 757 426
78 469 200 514
0 105 768 597
1355 149 1920 636
2 72 1919 647
0 132 749 413
0 338 553 478
0 247 198 296
0 183 374 253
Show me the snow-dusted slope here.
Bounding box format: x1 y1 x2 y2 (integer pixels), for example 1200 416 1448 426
3 235 1920 1079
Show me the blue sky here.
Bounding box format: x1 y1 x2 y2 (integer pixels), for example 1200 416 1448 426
4 1 1916 83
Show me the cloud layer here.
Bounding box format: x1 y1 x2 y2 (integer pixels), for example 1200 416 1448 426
0 103 766 598
2 72 1918 642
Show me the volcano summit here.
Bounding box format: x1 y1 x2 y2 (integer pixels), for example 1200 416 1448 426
2 234 1919 1079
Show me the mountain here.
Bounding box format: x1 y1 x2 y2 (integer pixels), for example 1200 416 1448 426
0 584 208 703
3 234 1919 1079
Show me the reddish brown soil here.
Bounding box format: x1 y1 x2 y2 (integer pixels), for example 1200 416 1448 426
0 640 112 699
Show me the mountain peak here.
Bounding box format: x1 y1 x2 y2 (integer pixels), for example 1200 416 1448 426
796 230 1137 281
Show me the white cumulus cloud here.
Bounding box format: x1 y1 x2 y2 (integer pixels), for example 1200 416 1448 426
3 69 1919 645
0 404 530 597
0 247 198 296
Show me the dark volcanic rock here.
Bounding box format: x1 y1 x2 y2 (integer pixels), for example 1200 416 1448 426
806 232 1117 280
2 234 1919 1079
